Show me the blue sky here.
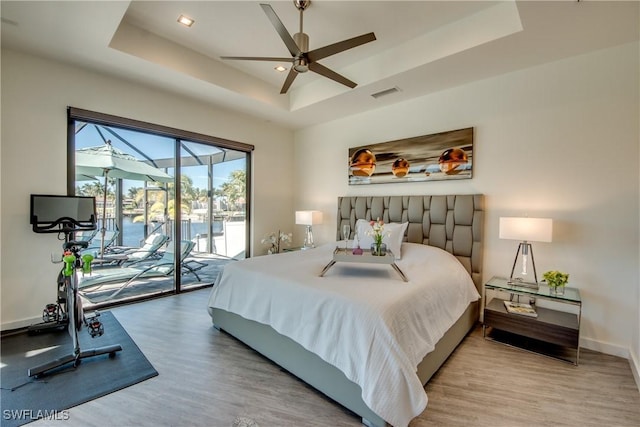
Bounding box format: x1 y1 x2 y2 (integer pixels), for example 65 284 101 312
75 123 245 191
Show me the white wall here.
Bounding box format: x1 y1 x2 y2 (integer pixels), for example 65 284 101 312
294 42 640 363
0 49 295 329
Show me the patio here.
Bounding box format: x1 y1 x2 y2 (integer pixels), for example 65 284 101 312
73 122 248 307
79 220 245 308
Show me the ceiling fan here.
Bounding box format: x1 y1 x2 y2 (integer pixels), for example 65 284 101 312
221 0 376 94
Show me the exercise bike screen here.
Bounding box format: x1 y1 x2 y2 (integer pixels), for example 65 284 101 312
30 194 96 227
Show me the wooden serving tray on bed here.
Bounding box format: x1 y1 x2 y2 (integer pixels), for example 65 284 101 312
319 247 408 282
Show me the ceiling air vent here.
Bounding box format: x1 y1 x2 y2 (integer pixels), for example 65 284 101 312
371 87 401 99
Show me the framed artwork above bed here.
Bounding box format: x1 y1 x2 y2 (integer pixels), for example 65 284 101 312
348 127 473 185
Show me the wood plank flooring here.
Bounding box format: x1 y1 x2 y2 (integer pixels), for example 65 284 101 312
32 289 639 427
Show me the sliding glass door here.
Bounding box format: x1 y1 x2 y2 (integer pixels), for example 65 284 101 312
179 141 248 290
68 108 252 308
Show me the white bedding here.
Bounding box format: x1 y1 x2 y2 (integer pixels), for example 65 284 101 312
207 242 480 427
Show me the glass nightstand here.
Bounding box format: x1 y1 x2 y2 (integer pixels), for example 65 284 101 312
483 276 582 365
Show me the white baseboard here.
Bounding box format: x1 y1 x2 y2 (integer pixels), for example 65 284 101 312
630 350 640 393
1 315 43 332
581 337 640 392
580 336 629 359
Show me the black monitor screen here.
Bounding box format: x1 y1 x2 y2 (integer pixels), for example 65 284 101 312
30 194 96 233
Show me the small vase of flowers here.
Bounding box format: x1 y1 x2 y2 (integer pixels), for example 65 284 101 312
368 218 388 256
543 270 569 295
261 230 292 254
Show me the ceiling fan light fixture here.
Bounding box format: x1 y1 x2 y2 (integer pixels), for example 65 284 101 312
177 15 194 28
294 0 311 12
293 58 309 73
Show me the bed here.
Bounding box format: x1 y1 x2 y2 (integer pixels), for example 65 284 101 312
208 195 484 427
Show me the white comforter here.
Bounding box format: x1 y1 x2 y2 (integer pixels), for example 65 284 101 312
207 242 480 427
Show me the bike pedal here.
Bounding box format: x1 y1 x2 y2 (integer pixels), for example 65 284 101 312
87 319 104 338
42 303 60 322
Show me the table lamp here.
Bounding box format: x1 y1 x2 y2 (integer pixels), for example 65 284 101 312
499 217 553 288
295 210 323 249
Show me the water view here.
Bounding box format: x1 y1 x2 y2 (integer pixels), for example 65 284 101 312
120 216 211 247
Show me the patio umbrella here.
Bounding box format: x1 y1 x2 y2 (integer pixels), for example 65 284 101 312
75 173 98 181
75 141 173 257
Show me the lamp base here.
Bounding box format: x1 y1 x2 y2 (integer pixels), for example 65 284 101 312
303 225 315 249
507 277 540 290
509 242 539 289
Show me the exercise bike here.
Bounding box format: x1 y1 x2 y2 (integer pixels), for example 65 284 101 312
27 194 122 378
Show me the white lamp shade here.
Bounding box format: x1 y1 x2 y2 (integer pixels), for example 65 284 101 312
295 210 323 226
499 217 553 243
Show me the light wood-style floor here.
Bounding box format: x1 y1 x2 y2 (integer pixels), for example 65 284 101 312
34 289 639 427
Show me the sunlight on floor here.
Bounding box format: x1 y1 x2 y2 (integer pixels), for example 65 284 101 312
25 345 61 359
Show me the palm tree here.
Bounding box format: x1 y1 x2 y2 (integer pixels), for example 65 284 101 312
127 186 142 199
166 175 196 215
220 170 246 211
78 181 109 198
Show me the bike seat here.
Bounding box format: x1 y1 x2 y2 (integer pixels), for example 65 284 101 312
63 240 89 250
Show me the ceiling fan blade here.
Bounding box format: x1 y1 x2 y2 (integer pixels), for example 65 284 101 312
308 62 356 88
280 68 298 94
307 32 376 62
260 3 301 58
221 56 293 62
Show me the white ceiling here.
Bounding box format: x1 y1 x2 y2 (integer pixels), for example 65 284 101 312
1 1 638 130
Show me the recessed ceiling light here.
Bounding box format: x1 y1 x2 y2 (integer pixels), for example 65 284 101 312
177 15 194 27
274 65 287 72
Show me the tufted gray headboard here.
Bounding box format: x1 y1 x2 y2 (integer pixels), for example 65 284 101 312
336 195 484 291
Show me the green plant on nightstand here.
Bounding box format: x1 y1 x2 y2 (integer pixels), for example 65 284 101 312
543 270 569 295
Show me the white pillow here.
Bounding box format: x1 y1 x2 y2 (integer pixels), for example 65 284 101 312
355 218 408 260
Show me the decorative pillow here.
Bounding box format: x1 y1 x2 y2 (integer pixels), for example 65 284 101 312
355 219 408 260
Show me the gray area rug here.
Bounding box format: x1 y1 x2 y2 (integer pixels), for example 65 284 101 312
1 311 158 427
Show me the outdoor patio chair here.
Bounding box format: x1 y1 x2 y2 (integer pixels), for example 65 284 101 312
98 233 170 267
81 229 120 256
78 240 204 300
74 229 98 243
